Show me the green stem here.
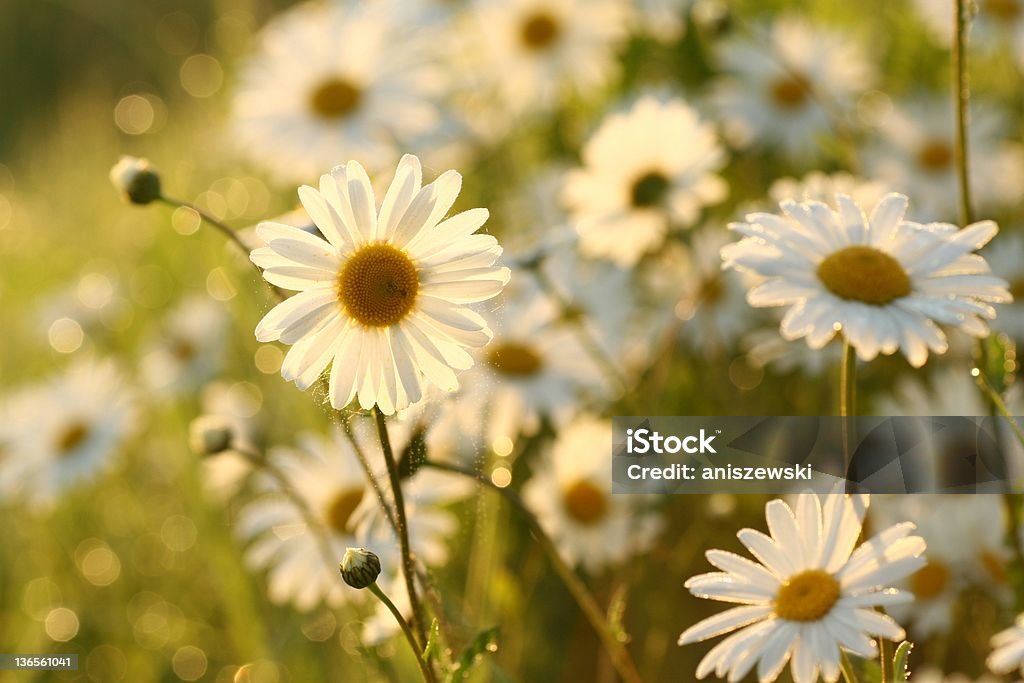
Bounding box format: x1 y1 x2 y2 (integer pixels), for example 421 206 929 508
368 583 436 683
422 459 643 683
879 638 890 683
373 407 429 651
974 371 1024 450
158 195 286 301
840 340 857 461
952 0 973 227
839 650 861 683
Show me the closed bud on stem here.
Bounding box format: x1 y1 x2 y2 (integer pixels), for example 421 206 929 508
340 547 381 589
188 415 234 456
110 156 162 205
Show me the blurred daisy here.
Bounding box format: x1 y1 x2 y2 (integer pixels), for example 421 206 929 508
632 0 691 42
913 0 1024 69
678 488 925 683
712 17 873 158
467 0 628 115
642 228 756 353
564 96 727 266
984 232 1024 338
914 670 1003 683
864 96 1024 220
871 495 1009 638
233 1 448 181
742 328 844 377
141 295 226 395
769 172 889 213
989 614 1024 678
523 416 662 572
722 192 1012 367
198 381 264 502
5 358 137 509
251 155 510 415
236 430 391 611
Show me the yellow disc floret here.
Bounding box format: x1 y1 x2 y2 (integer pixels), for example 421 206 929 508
310 78 363 120
817 245 911 305
338 244 420 327
325 487 365 535
774 569 841 622
563 480 609 526
520 12 561 50
910 561 949 599
487 342 544 377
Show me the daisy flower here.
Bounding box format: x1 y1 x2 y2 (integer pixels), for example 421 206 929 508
522 416 662 572
864 96 1024 220
711 17 874 158
631 0 692 43
232 1 449 182
564 96 727 266
465 0 629 115
722 192 1012 367
989 614 1024 678
140 295 226 395
984 231 1024 338
251 154 510 415
871 495 1009 638
913 0 1024 69
4 358 137 509
678 489 925 683
197 381 264 502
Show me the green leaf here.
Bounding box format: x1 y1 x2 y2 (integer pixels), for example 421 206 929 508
447 627 499 683
422 618 440 663
892 641 913 682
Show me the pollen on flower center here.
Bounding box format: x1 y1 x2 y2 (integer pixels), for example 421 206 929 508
774 569 841 622
769 75 810 109
56 421 90 455
521 12 562 50
337 244 420 328
487 342 543 377
917 139 954 171
910 561 949 599
310 78 363 120
325 487 365 535
630 171 671 208
817 245 911 305
563 480 608 525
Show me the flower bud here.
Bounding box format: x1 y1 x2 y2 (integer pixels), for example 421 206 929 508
189 415 234 456
340 547 381 589
110 156 162 205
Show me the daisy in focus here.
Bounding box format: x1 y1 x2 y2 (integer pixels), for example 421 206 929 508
678 488 925 683
564 96 727 266
864 96 1024 220
232 1 448 181
522 416 662 572
711 17 874 158
4 358 137 509
251 154 510 415
722 192 1012 367
466 0 628 115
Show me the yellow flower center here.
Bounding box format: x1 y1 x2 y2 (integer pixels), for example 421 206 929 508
774 569 841 622
985 0 1021 20
562 480 608 526
769 75 810 109
1009 277 1024 301
981 550 1007 583
56 421 90 456
309 78 363 120
325 487 365 535
630 171 671 208
487 342 543 377
917 139 954 171
699 276 725 305
817 246 911 305
910 561 950 599
337 244 420 328
172 338 196 362
520 12 562 50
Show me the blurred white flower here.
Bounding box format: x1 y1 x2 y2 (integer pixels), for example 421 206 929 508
712 17 874 158
723 192 1011 367
984 231 1024 338
913 670 1004 683
641 228 756 353
631 0 691 42
197 381 264 502
678 488 925 683
769 172 890 213
989 614 1024 678
741 328 843 377
233 1 451 182
4 358 137 509
564 96 727 266
141 295 227 395
864 96 1024 220
871 495 1009 638
522 416 662 572
465 0 628 116
913 0 1024 70
251 155 510 415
